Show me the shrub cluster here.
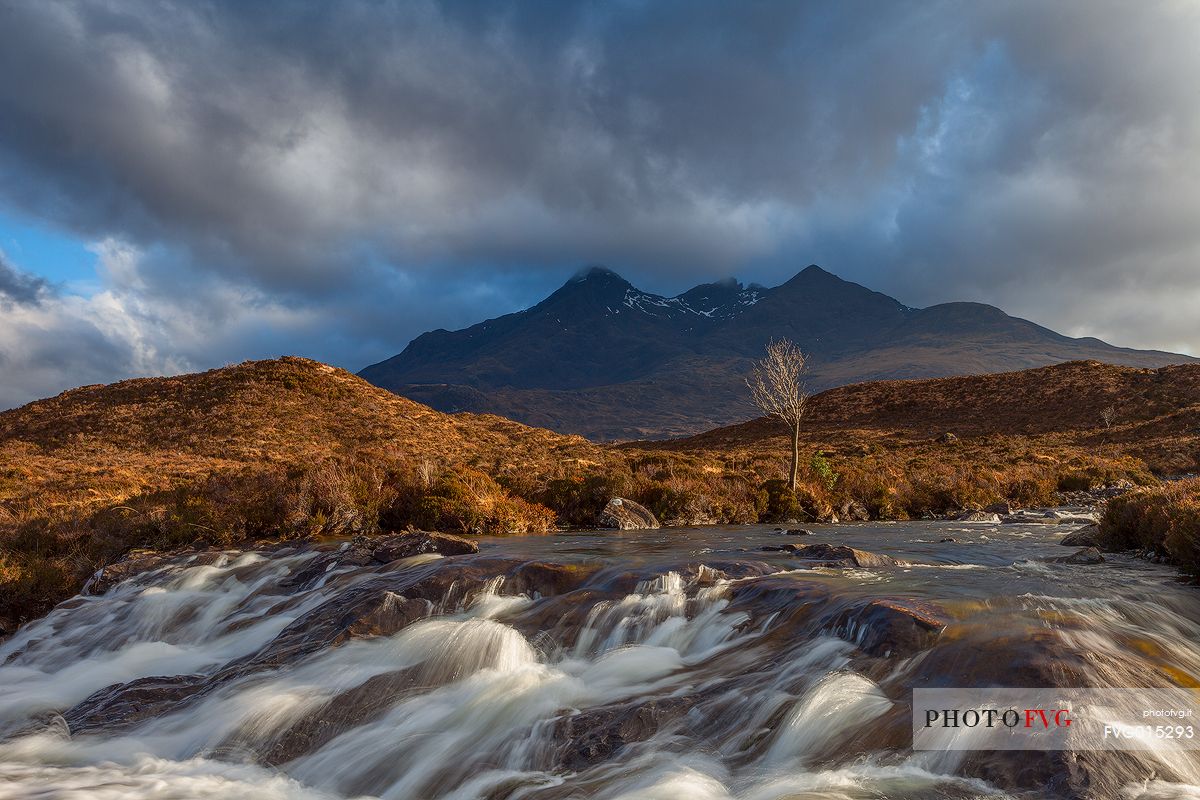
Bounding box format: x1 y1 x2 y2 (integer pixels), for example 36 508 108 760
1099 477 1200 576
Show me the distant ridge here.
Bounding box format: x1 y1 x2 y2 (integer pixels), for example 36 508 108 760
361 266 1196 440
651 360 1200 454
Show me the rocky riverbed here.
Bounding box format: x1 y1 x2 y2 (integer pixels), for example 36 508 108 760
1 522 1198 799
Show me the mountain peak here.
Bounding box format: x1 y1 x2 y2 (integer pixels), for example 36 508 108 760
537 264 634 313
570 265 627 284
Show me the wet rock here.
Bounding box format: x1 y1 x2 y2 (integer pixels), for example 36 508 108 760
893 618 1192 796
834 598 947 657
956 511 1001 523
256 669 420 766
983 501 1012 515
1 711 70 742
504 561 598 597
839 501 871 521
347 593 434 638
507 587 614 645
939 537 958 543
1059 524 1101 547
597 498 660 530
279 541 376 590
236 584 433 672
1056 515 1099 525
683 560 777 583
785 528 813 536
65 674 211 734
726 574 830 615
371 530 478 562
82 550 218 596
1045 546 1105 565
789 543 899 568
551 696 694 771
965 749 1173 800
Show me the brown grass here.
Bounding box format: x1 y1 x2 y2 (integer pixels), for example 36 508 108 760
1099 478 1200 576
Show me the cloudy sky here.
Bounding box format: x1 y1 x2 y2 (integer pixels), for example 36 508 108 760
1 0 1199 408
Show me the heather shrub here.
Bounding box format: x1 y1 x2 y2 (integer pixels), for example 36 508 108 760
759 479 832 522
0 551 76 627
1100 478 1200 575
540 473 630 527
386 468 555 535
1005 471 1057 506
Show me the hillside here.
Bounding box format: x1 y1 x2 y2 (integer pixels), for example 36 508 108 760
0 358 608 626
0 357 605 526
361 265 1196 440
649 361 1200 477
669 361 1200 441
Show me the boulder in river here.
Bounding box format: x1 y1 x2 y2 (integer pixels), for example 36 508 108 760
231 583 435 675
1060 523 1101 547
370 530 478 562
504 561 599 597
82 550 223 596
66 674 212 735
836 598 948 658
552 695 696 770
956 511 1002 523
1046 546 1105 565
839 500 871 521
789 543 900 568
597 498 660 530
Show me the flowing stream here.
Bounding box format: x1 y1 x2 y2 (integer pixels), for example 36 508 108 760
1 522 1198 799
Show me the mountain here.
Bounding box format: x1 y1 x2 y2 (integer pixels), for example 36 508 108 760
362 265 1196 441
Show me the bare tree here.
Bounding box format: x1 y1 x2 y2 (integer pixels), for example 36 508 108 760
747 338 810 492
1100 404 1117 429
417 458 438 490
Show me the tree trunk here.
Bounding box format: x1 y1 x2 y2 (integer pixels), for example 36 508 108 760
788 423 800 492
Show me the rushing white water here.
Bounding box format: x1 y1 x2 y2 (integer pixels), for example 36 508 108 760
2 524 1199 799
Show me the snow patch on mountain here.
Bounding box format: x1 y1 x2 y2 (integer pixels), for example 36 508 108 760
621 287 761 319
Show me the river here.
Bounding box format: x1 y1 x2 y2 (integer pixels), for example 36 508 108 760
1 521 1198 799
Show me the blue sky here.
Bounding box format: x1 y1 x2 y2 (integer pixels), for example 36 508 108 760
0 209 97 289
0 0 1198 409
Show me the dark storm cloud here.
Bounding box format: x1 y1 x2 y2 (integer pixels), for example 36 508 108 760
0 253 48 305
0 1 983 280
0 0 1197 406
